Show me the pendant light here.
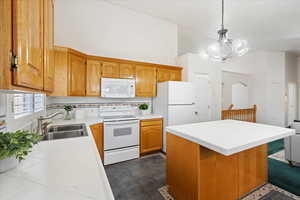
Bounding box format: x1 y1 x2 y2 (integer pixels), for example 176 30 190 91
204 0 249 62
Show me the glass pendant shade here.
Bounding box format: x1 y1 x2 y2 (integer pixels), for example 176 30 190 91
205 30 249 62
232 39 249 56
203 0 249 62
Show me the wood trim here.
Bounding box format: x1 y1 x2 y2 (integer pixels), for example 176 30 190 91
156 65 182 71
87 55 181 70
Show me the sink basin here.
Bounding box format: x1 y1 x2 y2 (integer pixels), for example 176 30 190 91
42 124 88 141
48 124 85 132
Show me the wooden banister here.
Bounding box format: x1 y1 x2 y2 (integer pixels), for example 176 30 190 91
221 105 257 123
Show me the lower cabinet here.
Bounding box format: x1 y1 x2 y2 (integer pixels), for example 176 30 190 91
140 118 163 154
90 123 104 161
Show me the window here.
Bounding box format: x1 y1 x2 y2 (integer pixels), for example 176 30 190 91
34 94 45 112
13 93 45 118
13 94 33 117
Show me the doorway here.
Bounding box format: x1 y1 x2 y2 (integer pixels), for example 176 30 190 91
222 71 251 110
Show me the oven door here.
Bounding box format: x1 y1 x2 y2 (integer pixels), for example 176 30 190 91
104 120 139 150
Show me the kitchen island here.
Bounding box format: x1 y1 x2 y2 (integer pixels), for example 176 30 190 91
166 120 295 200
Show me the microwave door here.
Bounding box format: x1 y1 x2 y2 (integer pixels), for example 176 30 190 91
101 78 135 98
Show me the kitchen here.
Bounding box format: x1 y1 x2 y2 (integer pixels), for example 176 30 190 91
1 0 300 200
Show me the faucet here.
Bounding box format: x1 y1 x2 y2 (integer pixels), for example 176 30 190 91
37 112 64 135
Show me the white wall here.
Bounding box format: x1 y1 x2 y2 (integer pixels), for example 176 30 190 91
178 51 287 127
54 0 178 65
285 53 298 125
297 57 300 119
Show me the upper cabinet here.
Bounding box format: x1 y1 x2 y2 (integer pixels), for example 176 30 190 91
50 50 181 97
43 0 55 92
120 63 135 79
68 51 86 96
101 60 135 79
12 0 44 90
157 67 182 82
0 0 55 92
86 60 102 96
102 61 120 78
135 65 157 97
50 47 86 97
51 47 68 96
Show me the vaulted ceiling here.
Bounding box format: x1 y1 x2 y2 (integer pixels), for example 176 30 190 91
104 0 300 55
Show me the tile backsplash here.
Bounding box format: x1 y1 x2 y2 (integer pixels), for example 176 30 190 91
46 96 153 119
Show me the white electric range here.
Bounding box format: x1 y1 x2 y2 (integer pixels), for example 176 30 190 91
100 106 140 165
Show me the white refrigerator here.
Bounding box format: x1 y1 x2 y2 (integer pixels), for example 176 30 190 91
153 81 200 152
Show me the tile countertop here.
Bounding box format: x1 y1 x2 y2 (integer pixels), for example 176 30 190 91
166 120 295 156
0 118 114 200
135 114 163 120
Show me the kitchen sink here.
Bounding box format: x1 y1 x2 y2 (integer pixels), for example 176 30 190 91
42 124 88 141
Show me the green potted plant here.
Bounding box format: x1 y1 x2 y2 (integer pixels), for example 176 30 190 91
0 130 41 173
64 105 75 120
138 103 149 115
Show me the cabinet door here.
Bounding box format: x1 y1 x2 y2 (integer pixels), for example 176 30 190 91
90 123 104 161
68 53 86 96
169 69 181 81
49 47 68 96
86 60 101 96
120 63 135 79
135 65 157 97
102 61 119 78
43 0 55 91
12 0 44 90
157 68 171 82
141 124 163 154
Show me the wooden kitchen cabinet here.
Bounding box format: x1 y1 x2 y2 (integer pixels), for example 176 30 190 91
50 47 181 97
135 65 157 97
120 63 135 78
50 47 68 96
169 69 182 81
68 51 87 96
140 118 163 154
0 0 55 92
90 123 104 161
102 61 120 78
50 47 86 96
157 67 182 82
43 0 55 92
12 0 44 90
86 60 102 96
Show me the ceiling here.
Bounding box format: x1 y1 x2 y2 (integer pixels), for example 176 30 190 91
103 0 300 55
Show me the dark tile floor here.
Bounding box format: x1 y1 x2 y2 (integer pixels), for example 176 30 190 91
104 154 165 200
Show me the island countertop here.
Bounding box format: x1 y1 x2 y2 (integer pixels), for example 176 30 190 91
166 120 295 156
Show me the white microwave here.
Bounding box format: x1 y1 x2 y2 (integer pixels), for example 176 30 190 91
101 78 135 98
